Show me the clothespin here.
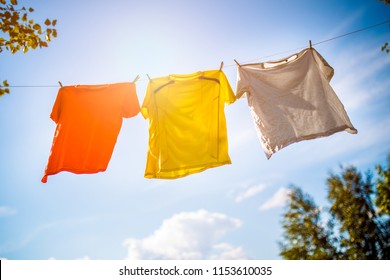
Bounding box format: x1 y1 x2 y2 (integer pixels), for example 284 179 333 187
146 74 152 82
219 61 224 71
132 75 140 83
233 59 241 67
58 81 63 88
309 40 313 49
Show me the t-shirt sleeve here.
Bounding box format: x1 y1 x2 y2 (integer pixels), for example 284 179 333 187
122 83 141 118
312 49 334 81
50 88 63 124
219 71 236 105
235 68 250 99
140 81 153 119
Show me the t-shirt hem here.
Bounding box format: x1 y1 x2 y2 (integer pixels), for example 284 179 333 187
41 167 108 183
144 160 232 179
264 125 358 159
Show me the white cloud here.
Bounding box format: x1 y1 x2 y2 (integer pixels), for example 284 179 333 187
0 206 16 217
332 44 390 112
235 184 267 203
259 188 291 211
209 243 250 260
123 209 248 260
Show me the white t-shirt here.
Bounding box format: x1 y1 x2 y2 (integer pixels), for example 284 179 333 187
236 48 357 159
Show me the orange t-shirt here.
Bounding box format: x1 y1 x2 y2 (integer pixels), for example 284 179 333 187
41 83 140 183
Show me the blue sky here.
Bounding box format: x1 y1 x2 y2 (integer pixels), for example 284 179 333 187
0 0 389 260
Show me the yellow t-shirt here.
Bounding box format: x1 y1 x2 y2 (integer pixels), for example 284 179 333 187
141 70 236 179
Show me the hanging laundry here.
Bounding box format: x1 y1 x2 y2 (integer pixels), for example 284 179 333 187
142 70 236 179
41 83 140 183
236 48 357 159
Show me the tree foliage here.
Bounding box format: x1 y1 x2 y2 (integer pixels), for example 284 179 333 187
0 0 57 96
279 187 339 259
327 166 389 259
376 155 390 215
280 159 390 259
382 42 390 53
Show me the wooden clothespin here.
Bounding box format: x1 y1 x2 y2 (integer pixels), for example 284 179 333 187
233 59 241 67
132 75 140 83
219 61 224 71
309 40 313 49
58 81 63 88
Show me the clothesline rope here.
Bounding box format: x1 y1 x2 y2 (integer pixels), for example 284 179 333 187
228 19 390 66
0 85 59 88
1 19 389 88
